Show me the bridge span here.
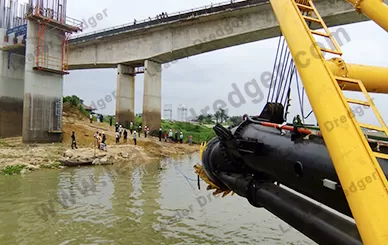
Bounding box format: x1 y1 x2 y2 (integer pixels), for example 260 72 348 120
0 0 381 142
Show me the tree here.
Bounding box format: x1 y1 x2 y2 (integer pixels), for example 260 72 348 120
214 111 222 123
63 95 83 107
229 116 242 125
197 114 205 124
219 108 228 123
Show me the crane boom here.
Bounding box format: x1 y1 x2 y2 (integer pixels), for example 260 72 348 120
270 0 388 244
326 58 388 93
346 0 388 32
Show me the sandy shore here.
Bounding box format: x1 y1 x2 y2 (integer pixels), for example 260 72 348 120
0 106 199 174
0 136 198 174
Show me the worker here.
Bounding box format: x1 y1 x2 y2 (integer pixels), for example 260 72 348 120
164 131 168 142
119 125 123 138
189 135 193 145
130 121 133 134
180 132 183 143
175 131 178 143
99 114 103 123
97 133 102 149
94 131 99 148
71 131 78 149
89 114 93 123
109 116 113 126
159 128 162 141
115 131 120 144
102 132 106 144
168 129 173 142
123 128 128 143
115 122 119 132
133 130 137 145
144 125 148 138
138 125 142 137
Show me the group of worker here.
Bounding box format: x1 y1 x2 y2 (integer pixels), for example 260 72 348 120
94 131 107 151
115 121 151 146
71 116 193 150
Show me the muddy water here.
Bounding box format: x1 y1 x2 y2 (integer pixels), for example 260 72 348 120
0 153 315 245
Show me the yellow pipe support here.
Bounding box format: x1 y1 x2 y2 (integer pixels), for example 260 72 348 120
346 0 388 32
269 1 388 244
326 57 388 93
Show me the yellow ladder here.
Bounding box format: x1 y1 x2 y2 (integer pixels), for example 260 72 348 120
295 0 342 55
336 76 388 159
295 0 388 159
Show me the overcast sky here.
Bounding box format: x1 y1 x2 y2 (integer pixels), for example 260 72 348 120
60 0 388 124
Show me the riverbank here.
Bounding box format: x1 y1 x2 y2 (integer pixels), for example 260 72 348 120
0 103 200 175
0 135 198 175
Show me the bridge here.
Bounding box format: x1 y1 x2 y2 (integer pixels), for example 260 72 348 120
0 0 380 143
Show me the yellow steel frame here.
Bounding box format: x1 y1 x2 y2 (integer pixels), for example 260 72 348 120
326 58 388 93
269 0 388 244
346 0 388 32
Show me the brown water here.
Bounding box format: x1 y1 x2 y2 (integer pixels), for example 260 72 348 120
0 153 316 245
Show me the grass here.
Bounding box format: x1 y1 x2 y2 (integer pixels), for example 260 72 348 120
1 165 26 175
0 139 15 148
41 162 63 169
160 120 216 144
114 116 216 144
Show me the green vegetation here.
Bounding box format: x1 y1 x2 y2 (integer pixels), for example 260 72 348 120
41 162 63 169
0 139 13 147
63 95 90 117
161 120 216 143
196 108 242 126
1 165 26 175
229 116 243 126
131 116 215 144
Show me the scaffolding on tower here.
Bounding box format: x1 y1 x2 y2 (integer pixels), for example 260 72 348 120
25 0 82 75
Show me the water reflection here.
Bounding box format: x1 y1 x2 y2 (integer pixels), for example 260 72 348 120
0 153 315 245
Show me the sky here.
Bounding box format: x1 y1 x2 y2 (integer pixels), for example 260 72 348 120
59 0 388 124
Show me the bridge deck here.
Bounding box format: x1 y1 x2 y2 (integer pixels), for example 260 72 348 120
69 0 267 44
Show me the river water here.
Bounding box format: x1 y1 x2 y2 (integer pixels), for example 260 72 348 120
0 153 315 245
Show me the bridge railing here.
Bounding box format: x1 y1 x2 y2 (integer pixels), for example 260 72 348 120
70 0 252 40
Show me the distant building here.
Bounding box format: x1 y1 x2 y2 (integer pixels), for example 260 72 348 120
82 104 97 114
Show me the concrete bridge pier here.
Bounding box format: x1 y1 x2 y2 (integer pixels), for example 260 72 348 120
143 60 161 131
22 20 64 143
0 29 25 138
115 64 135 128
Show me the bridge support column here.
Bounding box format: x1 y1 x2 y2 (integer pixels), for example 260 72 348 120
143 60 161 131
115 64 135 128
22 20 64 143
0 28 25 138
